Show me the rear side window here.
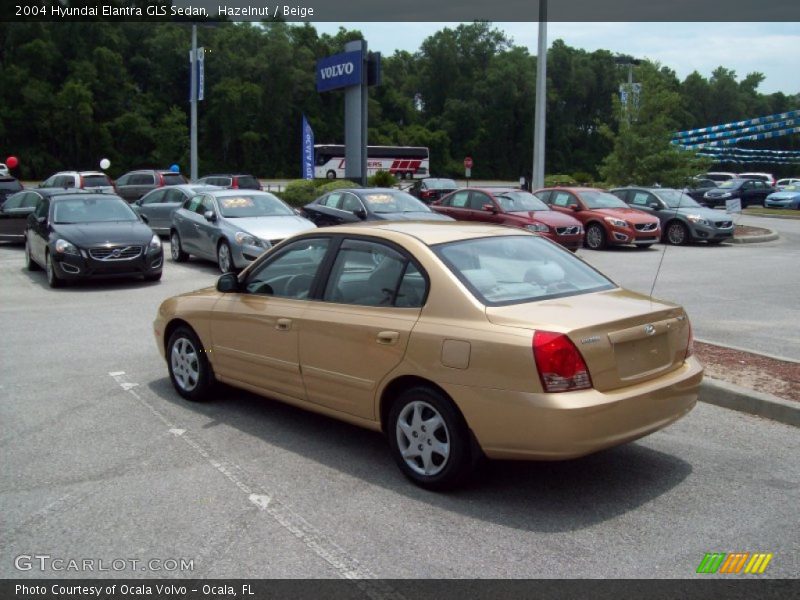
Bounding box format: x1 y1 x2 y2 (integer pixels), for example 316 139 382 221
449 191 470 208
131 174 155 185
435 235 615 306
162 173 187 186
2 193 25 209
0 178 22 192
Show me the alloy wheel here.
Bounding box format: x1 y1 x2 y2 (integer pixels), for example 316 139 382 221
395 400 451 477
170 336 199 392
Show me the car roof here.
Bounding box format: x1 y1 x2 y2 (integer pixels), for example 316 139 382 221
198 174 255 178
536 186 604 193
50 192 123 202
35 188 86 197
206 189 274 197
302 221 527 246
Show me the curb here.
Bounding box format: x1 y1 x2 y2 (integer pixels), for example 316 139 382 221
695 337 800 364
699 377 800 427
728 228 779 244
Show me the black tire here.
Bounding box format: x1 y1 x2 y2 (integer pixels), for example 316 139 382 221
25 238 40 271
166 326 214 402
387 386 474 490
170 230 188 262
45 252 63 288
144 271 162 282
217 240 235 274
326 170 336 180
665 220 690 246
584 223 607 250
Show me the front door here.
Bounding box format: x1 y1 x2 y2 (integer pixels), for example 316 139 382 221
210 237 331 400
299 238 425 419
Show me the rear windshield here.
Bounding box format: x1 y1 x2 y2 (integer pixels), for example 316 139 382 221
162 173 187 185
236 176 261 189
82 175 112 188
0 178 22 192
435 235 615 306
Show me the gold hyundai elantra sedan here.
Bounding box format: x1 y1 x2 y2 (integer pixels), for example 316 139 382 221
154 222 702 489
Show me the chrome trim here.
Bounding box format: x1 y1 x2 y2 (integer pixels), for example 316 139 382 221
555 226 581 235
88 246 143 261
634 222 658 232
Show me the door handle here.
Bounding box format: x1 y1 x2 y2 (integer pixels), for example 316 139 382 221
276 318 292 331
376 331 399 345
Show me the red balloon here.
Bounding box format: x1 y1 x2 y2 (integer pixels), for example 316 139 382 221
6 156 18 169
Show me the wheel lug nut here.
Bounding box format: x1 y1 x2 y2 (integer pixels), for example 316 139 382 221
421 425 426 432
418 444 423 451
412 431 418 438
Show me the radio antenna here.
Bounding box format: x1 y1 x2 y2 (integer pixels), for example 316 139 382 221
648 179 693 302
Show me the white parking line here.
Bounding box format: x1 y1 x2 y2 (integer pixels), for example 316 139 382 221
108 370 403 598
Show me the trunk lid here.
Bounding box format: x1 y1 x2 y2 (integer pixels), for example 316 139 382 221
486 288 691 392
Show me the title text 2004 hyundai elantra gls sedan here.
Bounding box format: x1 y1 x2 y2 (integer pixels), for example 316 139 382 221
154 223 703 489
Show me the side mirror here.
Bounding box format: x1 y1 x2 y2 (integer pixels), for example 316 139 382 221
569 204 580 211
647 201 660 209
354 208 367 220
482 203 497 213
138 211 147 223
37 216 47 225
216 272 240 293
204 210 217 222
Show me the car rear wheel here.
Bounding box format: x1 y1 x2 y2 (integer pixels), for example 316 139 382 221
666 221 690 245
217 241 234 274
387 386 473 490
25 239 40 271
584 223 607 250
170 231 188 262
45 252 62 288
167 326 214 401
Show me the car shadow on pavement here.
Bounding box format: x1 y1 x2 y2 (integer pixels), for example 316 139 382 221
149 377 693 533
19 266 163 291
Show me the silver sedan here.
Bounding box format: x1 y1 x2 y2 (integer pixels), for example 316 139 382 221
169 190 316 272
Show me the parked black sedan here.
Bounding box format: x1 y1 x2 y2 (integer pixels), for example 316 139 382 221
408 178 458 203
302 188 453 227
682 177 717 203
704 178 775 208
0 188 82 243
25 193 163 288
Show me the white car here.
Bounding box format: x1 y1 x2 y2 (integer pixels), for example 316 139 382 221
738 172 776 187
0 163 9 177
40 171 115 193
775 177 800 189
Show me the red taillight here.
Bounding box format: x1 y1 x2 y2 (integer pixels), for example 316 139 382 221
685 320 694 359
78 174 84 188
232 178 239 189
532 330 592 393
158 173 165 186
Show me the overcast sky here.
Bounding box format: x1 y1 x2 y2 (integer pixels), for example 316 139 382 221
313 22 799 97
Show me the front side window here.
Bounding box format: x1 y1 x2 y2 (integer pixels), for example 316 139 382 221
435 235 616 306
448 190 470 208
551 191 578 208
141 190 166 205
245 238 330 298
323 239 424 307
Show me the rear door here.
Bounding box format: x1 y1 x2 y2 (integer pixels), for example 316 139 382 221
299 238 426 419
467 190 502 224
0 192 31 238
438 189 472 221
173 195 202 253
137 189 167 228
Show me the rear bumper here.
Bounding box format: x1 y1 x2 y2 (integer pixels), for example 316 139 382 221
444 355 703 460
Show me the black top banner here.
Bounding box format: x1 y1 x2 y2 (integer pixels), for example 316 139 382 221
4 0 800 22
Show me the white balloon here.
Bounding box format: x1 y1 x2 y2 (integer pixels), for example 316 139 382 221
100 158 111 170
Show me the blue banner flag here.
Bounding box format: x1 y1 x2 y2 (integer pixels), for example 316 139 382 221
302 115 315 180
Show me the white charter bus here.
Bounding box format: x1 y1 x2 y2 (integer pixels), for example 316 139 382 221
314 145 430 179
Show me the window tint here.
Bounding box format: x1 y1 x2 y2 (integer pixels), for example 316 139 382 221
162 173 186 186
324 240 413 307
631 191 652 206
141 190 166 205
551 192 577 207
324 193 342 209
436 235 615 306
340 193 363 212
82 174 112 187
35 199 49 219
395 262 427 308
58 176 76 188
236 176 260 190
22 192 41 208
164 188 186 204
131 173 155 185
449 190 470 208
197 196 215 215
245 238 330 298
185 195 203 212
116 174 130 186
533 190 551 203
469 192 491 210
0 178 22 192
2 192 25 209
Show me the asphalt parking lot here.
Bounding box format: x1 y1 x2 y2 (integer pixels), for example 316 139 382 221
1 229 798 580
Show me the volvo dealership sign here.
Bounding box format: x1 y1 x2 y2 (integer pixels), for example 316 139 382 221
316 50 362 93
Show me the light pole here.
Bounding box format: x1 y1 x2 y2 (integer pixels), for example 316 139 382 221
532 0 547 190
189 25 198 181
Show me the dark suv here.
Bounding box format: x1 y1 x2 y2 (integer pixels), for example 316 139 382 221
115 170 188 203
195 174 261 190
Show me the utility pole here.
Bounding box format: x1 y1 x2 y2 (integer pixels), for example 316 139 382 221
190 24 198 181
532 0 547 190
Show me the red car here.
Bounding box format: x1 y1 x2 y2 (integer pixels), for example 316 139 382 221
535 187 660 250
431 187 584 251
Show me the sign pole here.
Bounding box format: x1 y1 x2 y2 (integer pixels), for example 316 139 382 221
190 24 198 181
343 39 368 185
532 0 547 190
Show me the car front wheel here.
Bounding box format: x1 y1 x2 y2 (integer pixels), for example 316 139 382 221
217 241 234 274
666 221 690 245
170 231 188 262
387 386 473 490
45 252 62 288
584 223 607 250
167 326 214 401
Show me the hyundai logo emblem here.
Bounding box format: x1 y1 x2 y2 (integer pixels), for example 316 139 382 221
644 324 656 336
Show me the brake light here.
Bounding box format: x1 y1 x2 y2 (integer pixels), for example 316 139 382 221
232 178 239 189
158 173 165 186
685 320 694 359
78 174 84 189
532 330 592 392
